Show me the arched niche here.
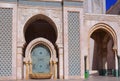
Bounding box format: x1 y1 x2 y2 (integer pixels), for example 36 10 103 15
23 14 58 44
89 23 117 50
24 38 58 79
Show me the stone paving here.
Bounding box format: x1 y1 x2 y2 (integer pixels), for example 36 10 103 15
84 76 120 81
6 76 120 81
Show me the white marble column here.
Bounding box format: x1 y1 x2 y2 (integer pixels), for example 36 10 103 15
115 50 118 77
17 47 23 79
53 61 57 79
57 44 64 79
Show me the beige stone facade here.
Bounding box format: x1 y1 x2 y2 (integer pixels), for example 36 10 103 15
0 0 120 80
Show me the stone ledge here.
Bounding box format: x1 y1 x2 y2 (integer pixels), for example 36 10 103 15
85 13 120 22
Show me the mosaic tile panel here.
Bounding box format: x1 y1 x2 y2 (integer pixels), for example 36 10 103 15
0 8 13 76
68 12 81 76
31 45 50 73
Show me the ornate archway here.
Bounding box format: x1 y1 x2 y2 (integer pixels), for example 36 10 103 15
23 14 58 39
87 23 118 77
89 23 117 50
22 14 59 79
24 38 58 79
20 14 64 79
23 14 58 44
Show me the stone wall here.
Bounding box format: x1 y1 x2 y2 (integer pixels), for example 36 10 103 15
84 0 106 14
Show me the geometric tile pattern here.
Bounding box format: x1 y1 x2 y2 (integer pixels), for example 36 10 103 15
31 45 50 73
0 8 13 76
68 12 81 76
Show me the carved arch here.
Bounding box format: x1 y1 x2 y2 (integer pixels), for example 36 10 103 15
23 14 58 44
89 23 117 50
24 38 58 79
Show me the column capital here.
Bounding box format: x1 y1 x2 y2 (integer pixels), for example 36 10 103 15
23 58 28 64
56 43 63 48
28 61 32 64
17 42 26 48
17 47 23 54
24 61 29 65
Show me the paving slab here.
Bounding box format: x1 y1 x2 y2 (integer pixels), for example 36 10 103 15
4 76 120 81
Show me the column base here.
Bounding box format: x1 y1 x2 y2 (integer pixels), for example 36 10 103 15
84 70 89 79
99 69 107 76
119 69 120 76
113 69 119 77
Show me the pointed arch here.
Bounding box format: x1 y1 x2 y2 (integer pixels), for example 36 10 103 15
23 14 58 44
87 23 118 77
25 37 57 62
89 23 117 50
